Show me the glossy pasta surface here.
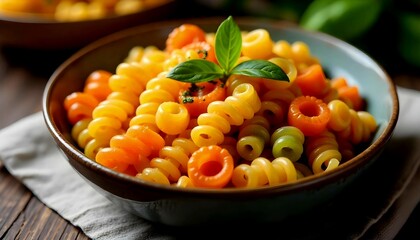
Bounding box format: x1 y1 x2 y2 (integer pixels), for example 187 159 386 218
63 20 378 189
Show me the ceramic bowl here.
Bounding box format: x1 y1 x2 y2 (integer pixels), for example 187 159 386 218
42 17 399 227
0 0 176 49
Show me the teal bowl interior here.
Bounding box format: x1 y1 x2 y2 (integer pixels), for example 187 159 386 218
42 17 399 226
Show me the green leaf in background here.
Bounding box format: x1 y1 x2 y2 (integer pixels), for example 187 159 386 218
215 16 242 73
231 60 289 80
299 0 383 41
166 59 224 83
398 11 420 67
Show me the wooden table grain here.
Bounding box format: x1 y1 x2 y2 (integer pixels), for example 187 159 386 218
0 47 90 240
1 44 419 240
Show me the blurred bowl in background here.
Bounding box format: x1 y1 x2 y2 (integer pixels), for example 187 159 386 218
0 0 176 49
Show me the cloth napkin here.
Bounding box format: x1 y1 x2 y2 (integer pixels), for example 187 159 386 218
1 86 419 240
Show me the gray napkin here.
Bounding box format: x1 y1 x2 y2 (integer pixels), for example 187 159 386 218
0 87 419 240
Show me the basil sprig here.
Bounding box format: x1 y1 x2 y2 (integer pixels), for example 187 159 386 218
167 16 289 83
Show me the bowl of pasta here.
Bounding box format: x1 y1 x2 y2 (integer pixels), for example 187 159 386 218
42 16 399 227
0 0 176 49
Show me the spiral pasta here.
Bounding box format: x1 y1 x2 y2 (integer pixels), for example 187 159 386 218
236 115 270 161
83 70 113 102
64 70 113 150
84 62 155 159
335 109 377 145
305 131 341 174
64 92 99 125
272 40 319 70
241 29 274 60
70 118 94 149
129 73 182 132
63 20 380 189
327 99 352 132
231 157 297 188
191 83 261 147
135 137 199 185
95 125 165 174
271 126 305 162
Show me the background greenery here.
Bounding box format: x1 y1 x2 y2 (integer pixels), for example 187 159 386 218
191 0 420 77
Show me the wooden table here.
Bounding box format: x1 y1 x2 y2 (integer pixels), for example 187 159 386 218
1 43 419 239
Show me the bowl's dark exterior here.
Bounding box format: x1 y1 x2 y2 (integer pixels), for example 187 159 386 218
43 17 399 226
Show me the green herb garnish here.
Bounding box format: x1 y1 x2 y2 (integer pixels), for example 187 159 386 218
167 16 289 84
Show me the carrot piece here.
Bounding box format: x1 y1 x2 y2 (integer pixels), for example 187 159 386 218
182 41 217 63
330 77 348 89
288 95 331 136
178 80 226 118
295 64 328 98
338 86 364 111
165 24 206 52
188 145 234 188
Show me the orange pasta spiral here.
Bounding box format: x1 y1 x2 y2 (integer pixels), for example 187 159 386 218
95 125 165 175
64 92 99 125
84 62 153 159
64 70 112 149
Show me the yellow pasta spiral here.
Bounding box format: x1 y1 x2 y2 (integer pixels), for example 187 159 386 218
242 29 274 59
71 118 93 149
256 100 286 128
84 99 134 159
191 83 262 147
261 85 298 110
137 138 199 184
335 109 377 145
226 74 261 96
272 40 319 70
175 176 195 188
231 157 297 188
138 47 168 76
84 61 155 159
327 99 352 132
130 74 182 132
163 48 201 71
305 131 341 174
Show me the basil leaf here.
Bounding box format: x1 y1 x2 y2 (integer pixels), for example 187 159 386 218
166 59 224 83
231 60 289 81
215 16 242 73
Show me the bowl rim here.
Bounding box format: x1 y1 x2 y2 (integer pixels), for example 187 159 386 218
42 16 400 197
